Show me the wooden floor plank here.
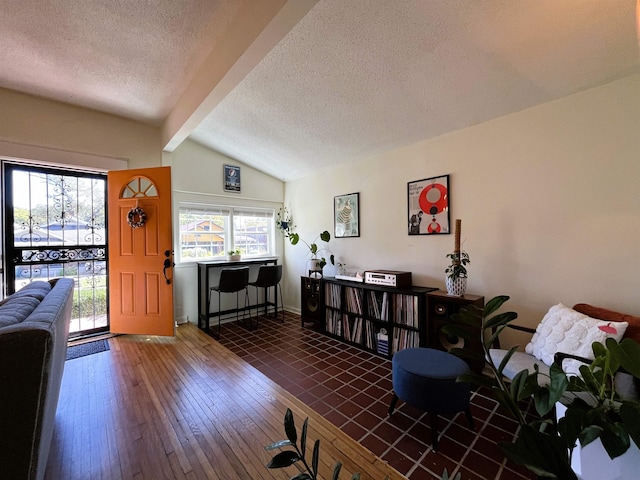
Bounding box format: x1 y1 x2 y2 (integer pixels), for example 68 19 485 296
46 323 407 480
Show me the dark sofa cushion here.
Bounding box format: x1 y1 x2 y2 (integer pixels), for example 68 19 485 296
8 281 52 301
0 281 52 308
0 296 42 327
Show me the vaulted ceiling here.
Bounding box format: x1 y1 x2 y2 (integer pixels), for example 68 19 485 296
1 0 639 180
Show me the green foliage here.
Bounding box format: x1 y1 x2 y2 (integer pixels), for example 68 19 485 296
445 251 470 279
287 230 334 266
13 173 106 228
266 408 354 480
561 338 640 457
72 288 107 318
439 470 461 480
277 207 330 265
447 296 640 479
13 207 32 226
266 409 473 480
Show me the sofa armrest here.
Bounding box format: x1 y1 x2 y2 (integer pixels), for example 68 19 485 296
553 351 592 369
491 324 536 349
507 324 536 334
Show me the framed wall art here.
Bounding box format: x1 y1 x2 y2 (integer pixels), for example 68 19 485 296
334 192 359 238
407 174 450 235
223 164 241 192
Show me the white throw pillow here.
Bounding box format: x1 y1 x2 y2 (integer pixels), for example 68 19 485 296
525 303 628 376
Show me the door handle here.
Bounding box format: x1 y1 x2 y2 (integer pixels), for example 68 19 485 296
163 258 172 285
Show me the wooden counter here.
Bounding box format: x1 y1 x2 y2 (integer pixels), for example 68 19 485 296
197 257 279 329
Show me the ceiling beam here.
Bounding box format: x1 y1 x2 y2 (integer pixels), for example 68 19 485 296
162 0 318 152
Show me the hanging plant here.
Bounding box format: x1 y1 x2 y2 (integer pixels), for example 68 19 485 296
276 207 334 270
276 207 294 234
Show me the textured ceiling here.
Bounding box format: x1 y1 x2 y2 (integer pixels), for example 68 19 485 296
1 1 639 180
0 0 240 124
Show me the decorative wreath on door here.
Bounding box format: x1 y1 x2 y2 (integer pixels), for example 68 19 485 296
127 206 147 229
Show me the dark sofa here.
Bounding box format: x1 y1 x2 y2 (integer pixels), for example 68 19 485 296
0 278 74 480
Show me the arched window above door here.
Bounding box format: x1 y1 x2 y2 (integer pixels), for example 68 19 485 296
121 176 158 198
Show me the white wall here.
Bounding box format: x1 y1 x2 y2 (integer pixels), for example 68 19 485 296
166 139 284 325
0 90 286 328
0 88 161 169
284 75 640 349
2 76 638 350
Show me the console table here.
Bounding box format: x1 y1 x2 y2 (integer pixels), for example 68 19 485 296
319 276 437 359
197 257 279 329
314 278 485 372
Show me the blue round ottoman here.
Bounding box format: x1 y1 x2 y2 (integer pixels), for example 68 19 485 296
389 347 474 451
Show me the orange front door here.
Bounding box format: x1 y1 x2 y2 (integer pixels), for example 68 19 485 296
107 166 174 336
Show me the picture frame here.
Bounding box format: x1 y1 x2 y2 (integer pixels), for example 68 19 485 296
334 192 360 238
223 165 241 192
407 174 450 235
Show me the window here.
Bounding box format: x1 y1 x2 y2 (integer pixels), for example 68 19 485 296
233 208 272 257
178 204 274 262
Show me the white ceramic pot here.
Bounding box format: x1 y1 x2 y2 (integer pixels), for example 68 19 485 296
556 402 640 480
445 276 467 296
309 258 323 278
227 254 241 261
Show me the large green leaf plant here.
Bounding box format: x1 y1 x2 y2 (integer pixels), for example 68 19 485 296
265 408 460 480
445 295 640 479
288 230 334 268
265 408 375 480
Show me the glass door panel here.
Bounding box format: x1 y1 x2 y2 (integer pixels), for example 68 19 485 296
3 163 108 338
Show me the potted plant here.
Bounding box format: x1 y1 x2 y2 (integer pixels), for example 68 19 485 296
553 338 640 479
276 207 334 275
446 296 640 479
266 408 357 480
227 249 241 261
445 250 469 295
445 219 469 296
288 230 335 275
276 206 294 235
266 407 459 480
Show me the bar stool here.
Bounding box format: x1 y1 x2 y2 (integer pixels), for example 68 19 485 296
208 267 249 339
248 264 284 328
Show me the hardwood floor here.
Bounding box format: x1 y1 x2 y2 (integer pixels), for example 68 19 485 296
46 322 406 480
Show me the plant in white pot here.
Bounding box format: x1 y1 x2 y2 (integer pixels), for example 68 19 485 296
288 230 334 276
447 296 640 480
227 249 241 261
445 218 469 296
553 337 640 480
276 207 334 276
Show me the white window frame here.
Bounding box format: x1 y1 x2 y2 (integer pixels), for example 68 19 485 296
177 203 275 263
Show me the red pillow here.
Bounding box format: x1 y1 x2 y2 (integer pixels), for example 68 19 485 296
573 303 640 344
